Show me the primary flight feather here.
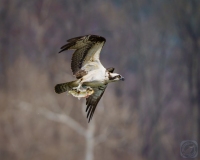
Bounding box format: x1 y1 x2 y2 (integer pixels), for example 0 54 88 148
55 35 124 122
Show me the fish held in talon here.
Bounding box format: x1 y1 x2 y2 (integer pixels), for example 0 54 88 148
68 86 94 99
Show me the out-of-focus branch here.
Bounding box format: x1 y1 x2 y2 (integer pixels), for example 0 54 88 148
94 127 110 146
85 119 95 160
18 101 87 137
19 101 98 160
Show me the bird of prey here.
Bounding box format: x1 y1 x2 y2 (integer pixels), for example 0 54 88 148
55 35 124 122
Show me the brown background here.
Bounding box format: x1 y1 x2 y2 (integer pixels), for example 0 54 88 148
0 0 200 160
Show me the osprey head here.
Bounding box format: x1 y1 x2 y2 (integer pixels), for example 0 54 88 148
108 73 125 82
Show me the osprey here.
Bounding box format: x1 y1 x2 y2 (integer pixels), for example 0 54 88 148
55 35 124 122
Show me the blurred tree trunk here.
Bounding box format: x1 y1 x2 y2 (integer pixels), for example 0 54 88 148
181 0 200 151
0 1 10 89
134 0 166 159
85 121 95 160
165 0 200 154
187 28 200 150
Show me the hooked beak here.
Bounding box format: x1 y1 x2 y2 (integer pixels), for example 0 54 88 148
120 77 125 81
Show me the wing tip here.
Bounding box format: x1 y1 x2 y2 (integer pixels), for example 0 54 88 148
68 34 106 43
58 35 106 53
67 36 83 42
88 35 106 43
58 41 76 53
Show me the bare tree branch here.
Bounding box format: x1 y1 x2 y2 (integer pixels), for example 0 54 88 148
18 101 87 137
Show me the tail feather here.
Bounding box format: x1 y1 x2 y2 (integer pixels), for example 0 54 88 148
54 81 79 94
55 83 69 94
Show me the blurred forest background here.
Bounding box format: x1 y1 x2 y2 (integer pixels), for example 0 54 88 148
0 0 200 160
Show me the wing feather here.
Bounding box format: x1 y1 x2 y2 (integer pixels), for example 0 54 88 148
71 45 92 74
67 36 83 42
59 35 106 77
86 85 107 122
85 68 114 122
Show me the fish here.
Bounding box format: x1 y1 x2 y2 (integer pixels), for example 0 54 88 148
68 86 94 99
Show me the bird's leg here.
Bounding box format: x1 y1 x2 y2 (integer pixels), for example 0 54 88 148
76 83 85 91
72 78 87 92
73 80 85 92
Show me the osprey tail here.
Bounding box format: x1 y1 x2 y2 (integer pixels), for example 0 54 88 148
55 83 69 94
55 81 79 94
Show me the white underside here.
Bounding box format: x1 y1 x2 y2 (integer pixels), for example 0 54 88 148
73 42 109 89
81 67 107 87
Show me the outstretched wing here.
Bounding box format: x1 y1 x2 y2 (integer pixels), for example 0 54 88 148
85 67 114 122
86 85 107 123
59 35 106 78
